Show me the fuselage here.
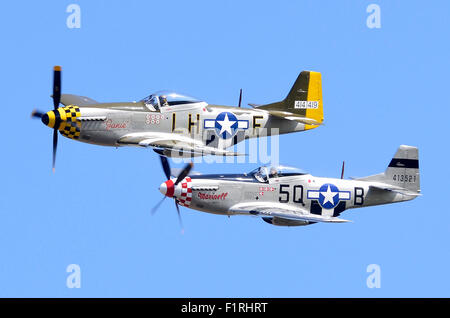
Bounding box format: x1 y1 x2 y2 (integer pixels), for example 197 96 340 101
35 69 324 159
170 173 416 218
44 101 308 151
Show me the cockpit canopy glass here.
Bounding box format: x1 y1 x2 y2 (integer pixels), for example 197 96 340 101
141 90 201 110
249 165 307 183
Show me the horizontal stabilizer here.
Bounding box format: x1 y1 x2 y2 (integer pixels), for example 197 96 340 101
369 183 422 196
264 109 323 125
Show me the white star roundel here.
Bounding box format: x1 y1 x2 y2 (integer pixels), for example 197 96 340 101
319 184 339 209
203 112 249 139
307 183 351 210
216 112 237 138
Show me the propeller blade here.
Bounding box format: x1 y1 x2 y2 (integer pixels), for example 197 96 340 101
174 162 193 186
53 66 62 110
31 109 45 119
238 88 242 108
151 196 166 215
51 66 62 172
170 168 202 177
52 128 58 173
340 161 345 179
174 200 180 215
175 200 184 234
159 156 171 180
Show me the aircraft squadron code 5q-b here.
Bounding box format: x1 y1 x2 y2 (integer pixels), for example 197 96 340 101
31 66 324 170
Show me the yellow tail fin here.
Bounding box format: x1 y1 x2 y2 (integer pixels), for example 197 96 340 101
257 71 323 130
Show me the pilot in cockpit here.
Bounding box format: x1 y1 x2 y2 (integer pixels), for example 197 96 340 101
141 91 201 112
269 167 279 178
160 95 169 107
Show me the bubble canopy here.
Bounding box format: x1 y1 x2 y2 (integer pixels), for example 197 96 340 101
141 90 202 109
250 165 307 183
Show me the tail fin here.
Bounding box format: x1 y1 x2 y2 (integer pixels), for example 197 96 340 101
384 145 420 193
257 71 323 129
358 145 421 193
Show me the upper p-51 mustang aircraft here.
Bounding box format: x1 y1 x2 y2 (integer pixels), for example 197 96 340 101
31 66 324 170
155 145 420 227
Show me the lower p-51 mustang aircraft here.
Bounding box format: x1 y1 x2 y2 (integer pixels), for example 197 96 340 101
31 66 324 170
155 145 420 226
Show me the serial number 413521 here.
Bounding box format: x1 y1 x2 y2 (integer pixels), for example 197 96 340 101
392 174 417 182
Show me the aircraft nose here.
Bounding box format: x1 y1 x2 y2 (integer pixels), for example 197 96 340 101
41 113 49 126
159 179 175 197
42 110 57 128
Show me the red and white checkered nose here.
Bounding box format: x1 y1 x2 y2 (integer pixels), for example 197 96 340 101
176 177 192 207
159 179 175 197
159 177 192 207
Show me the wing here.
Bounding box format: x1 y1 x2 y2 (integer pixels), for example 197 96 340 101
59 94 99 106
118 132 244 156
229 202 351 223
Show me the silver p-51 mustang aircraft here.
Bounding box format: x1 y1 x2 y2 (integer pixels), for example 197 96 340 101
31 66 324 170
155 145 420 226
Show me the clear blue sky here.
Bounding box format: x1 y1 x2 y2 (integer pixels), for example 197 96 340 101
0 0 448 297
